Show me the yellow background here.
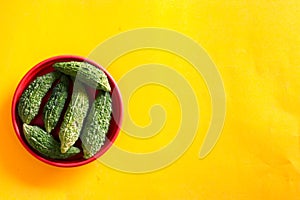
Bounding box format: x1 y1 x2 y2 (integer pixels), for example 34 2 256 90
1 0 300 199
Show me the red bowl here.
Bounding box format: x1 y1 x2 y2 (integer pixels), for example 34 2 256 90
11 55 123 167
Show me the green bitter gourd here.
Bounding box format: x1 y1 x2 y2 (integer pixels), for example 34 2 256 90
23 124 80 159
81 91 112 159
53 61 111 92
59 82 90 153
18 71 61 124
43 75 69 133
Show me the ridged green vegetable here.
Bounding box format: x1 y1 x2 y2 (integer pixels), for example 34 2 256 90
43 75 70 133
18 71 61 124
81 92 112 159
23 124 80 159
59 82 90 153
53 61 111 92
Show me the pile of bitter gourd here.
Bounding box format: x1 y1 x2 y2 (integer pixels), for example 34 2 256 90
18 61 112 160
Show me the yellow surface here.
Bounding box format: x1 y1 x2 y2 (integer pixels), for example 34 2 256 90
1 0 300 199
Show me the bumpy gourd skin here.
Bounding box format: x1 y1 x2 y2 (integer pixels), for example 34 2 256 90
18 71 61 124
59 82 90 153
81 91 112 159
23 124 80 159
53 61 111 92
43 75 70 133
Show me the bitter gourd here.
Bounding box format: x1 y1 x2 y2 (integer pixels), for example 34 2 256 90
23 124 80 159
53 61 111 92
81 91 112 159
43 75 70 133
18 71 61 124
59 82 90 153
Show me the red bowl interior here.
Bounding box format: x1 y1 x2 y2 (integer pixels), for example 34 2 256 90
11 55 123 167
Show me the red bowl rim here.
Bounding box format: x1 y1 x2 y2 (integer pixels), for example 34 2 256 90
11 55 123 167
